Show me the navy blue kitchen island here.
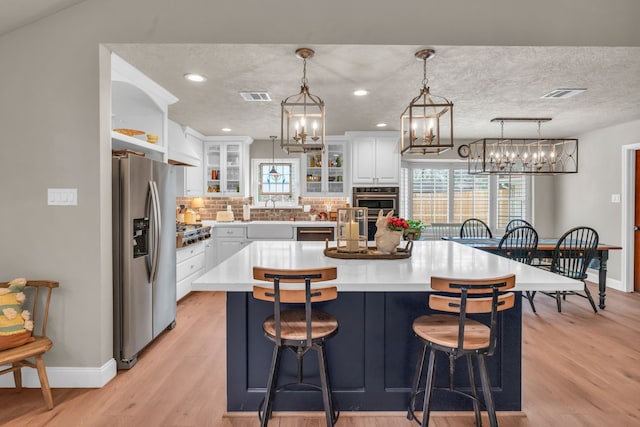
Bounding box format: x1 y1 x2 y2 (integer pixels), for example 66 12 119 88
193 240 580 413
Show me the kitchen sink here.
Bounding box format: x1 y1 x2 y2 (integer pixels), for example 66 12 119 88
246 223 294 239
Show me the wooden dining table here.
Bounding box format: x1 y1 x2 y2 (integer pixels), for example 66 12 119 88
444 237 622 309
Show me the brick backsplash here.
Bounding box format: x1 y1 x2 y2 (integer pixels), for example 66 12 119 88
176 196 349 222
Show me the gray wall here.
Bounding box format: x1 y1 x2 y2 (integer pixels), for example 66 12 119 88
0 0 639 371
551 119 640 282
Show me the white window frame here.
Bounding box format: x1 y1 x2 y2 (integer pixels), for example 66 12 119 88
402 161 532 234
251 158 300 208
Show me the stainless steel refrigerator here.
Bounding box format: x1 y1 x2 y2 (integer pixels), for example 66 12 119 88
112 154 177 369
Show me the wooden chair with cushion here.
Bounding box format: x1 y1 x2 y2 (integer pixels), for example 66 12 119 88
407 274 516 427
538 226 599 313
0 279 59 410
253 266 339 427
460 218 493 239
498 225 539 312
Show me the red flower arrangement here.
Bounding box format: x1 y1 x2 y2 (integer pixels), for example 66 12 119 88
387 216 409 232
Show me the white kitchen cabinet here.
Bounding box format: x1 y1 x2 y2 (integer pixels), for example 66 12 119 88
214 225 249 265
301 137 348 196
347 131 401 185
203 136 253 197
174 126 204 196
176 241 206 301
111 53 178 162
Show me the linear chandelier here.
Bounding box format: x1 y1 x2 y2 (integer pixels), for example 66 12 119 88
400 48 454 156
280 47 325 154
468 118 578 175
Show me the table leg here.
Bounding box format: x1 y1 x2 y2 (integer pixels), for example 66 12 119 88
598 250 609 309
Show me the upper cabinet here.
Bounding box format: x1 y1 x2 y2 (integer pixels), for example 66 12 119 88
110 53 178 162
347 131 401 185
301 137 349 196
174 125 205 197
203 136 253 197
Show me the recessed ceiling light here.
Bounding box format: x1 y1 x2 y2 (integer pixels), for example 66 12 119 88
353 89 368 96
221 128 232 132
376 123 387 128
184 73 207 83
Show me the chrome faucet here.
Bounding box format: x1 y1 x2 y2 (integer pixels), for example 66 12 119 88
265 198 276 209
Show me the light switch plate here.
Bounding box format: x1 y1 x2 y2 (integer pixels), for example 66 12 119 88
48 188 78 206
611 194 621 203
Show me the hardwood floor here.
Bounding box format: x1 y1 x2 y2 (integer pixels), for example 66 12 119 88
1 283 639 426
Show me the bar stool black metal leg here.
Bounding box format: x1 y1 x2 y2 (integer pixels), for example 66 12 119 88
421 347 437 427
317 342 336 426
525 291 536 313
477 354 498 427
407 341 428 421
261 345 283 427
466 354 482 427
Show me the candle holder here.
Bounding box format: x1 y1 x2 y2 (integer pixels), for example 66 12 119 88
337 208 368 253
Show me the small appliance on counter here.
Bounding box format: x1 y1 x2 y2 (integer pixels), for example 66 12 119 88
216 211 234 222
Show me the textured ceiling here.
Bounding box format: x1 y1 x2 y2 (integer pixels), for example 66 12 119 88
111 44 640 141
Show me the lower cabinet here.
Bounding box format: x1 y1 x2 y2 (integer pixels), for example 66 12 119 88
214 225 249 266
176 241 206 301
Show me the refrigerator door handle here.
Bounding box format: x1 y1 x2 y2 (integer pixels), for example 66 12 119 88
149 181 162 284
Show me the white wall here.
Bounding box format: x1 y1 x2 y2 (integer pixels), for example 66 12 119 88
0 0 639 383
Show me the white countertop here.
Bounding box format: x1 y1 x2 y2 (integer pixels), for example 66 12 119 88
202 220 336 227
192 240 582 292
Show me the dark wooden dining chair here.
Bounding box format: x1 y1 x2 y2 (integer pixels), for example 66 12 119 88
498 225 539 312
252 266 339 426
505 219 533 233
0 279 59 410
460 218 493 239
407 274 516 427
537 226 599 313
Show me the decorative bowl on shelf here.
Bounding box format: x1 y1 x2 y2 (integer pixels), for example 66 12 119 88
146 134 159 143
114 128 145 137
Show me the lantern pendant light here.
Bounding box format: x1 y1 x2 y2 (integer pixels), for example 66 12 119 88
280 48 325 154
400 48 454 156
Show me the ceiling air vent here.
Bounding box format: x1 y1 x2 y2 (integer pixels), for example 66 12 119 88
239 91 272 102
541 88 587 99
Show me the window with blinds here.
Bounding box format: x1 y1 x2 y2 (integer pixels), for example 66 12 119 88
496 174 526 229
453 170 489 223
411 168 450 224
402 163 531 232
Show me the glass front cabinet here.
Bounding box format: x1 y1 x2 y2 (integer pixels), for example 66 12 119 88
301 137 348 196
203 136 253 197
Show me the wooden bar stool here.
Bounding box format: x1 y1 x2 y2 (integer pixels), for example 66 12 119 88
407 274 516 427
253 266 339 427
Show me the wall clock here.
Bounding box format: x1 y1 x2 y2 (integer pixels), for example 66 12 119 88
457 144 470 158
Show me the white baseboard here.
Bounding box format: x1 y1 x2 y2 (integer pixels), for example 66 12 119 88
0 358 117 388
587 269 624 292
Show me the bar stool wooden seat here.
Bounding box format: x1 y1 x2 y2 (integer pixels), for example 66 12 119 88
253 266 339 427
407 274 516 427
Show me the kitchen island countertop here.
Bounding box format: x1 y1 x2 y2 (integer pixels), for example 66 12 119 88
193 240 581 292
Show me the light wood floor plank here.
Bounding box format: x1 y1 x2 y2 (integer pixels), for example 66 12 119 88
1 284 640 426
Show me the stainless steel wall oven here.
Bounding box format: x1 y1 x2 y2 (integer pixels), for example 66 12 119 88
352 186 399 240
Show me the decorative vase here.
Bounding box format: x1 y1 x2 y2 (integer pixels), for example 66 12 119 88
376 230 403 254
